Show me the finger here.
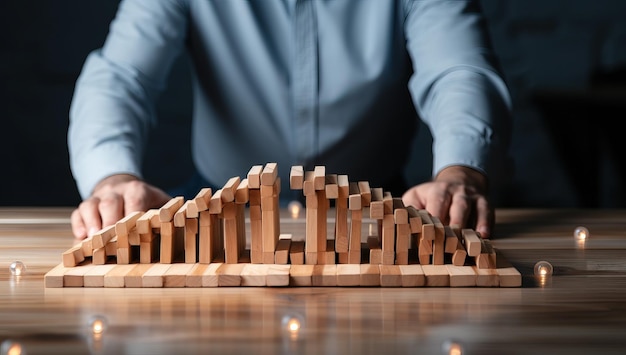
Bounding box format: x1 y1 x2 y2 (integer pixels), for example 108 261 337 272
448 192 471 229
425 184 451 223
474 196 491 239
98 193 124 229
77 198 104 237
401 187 426 210
70 208 88 239
121 180 150 214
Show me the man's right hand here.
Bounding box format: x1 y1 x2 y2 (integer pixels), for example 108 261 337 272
70 174 171 240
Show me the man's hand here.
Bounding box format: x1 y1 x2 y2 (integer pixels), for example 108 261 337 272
71 174 171 240
401 166 493 239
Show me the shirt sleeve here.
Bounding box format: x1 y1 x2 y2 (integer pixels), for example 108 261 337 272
68 0 188 198
404 0 513 179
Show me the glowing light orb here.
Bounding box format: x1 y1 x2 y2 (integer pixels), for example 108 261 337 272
534 260 553 277
1 340 24 355
287 200 303 219
9 261 25 276
442 340 463 355
89 315 108 335
573 226 589 240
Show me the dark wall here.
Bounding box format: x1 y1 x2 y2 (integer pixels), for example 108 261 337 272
2 1 625 208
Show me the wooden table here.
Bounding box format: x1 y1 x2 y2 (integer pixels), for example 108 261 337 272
1 207 626 354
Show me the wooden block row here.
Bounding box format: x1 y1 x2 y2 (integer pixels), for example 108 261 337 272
45 261 521 288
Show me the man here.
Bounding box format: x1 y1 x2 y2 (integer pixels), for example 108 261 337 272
68 0 512 240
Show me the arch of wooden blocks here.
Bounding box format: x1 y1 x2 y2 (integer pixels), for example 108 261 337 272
45 163 521 288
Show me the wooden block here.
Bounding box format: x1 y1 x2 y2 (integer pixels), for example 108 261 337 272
173 200 190 228
247 164 263 189
266 264 291 286
44 263 69 288
398 264 425 287
142 263 172 288
381 214 395 264
474 266 499 287
289 264 314 286
163 263 194 287
103 264 136 288
360 264 380 286
159 196 184 222
324 174 339 199
80 235 94 257
221 176 241 202
357 181 371 207
302 170 315 196
116 211 143 247
260 162 278 186
421 265 450 287
185 263 209 287
290 165 305 190
313 165 326 190
406 206 423 234
92 224 116 250
444 225 459 254
462 229 482 257
128 226 140 246
392 198 407 224
334 197 349 253
201 263 223 287
348 182 361 210
184 217 198 264
312 265 337 286
348 209 362 254
216 263 246 286
160 221 175 264
92 247 107 265
289 240 305 265
379 265 402 287
431 216 445 265
497 267 522 287
367 236 382 265
241 264 269 286
446 265 477 287
63 264 94 287
192 187 212 212
275 234 291 264
123 263 154 288
452 244 467 266
235 178 249 204
137 209 159 234
62 243 85 267
336 264 361 286
84 264 117 288
208 189 223 214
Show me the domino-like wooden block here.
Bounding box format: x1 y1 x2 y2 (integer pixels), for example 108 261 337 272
336 264 361 286
398 264 425 287
421 265 450 287
446 265 477 287
289 165 304 190
159 196 185 223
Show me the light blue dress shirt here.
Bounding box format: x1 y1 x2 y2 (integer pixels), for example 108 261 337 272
69 0 512 199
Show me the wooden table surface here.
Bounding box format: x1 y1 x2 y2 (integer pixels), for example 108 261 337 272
1 207 626 355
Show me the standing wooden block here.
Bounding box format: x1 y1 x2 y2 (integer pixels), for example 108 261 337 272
316 189 328 253
235 178 249 204
209 189 224 214
312 265 337 286
446 265 477 287
223 202 241 264
357 181 371 207
184 217 198 263
348 209 362 264
381 214 395 265
221 176 241 202
421 265 450 287
266 264 291 286
462 229 482 257
247 164 264 189
275 234 292 264
313 165 326 190
289 240 305 265
379 265 402 287
290 165 305 190
452 243 467 266
369 187 384 219
249 203 263 264
137 209 159 234
430 216 445 265
444 225 459 254
192 187 212 213
324 174 339 199
336 264 361 286
260 162 278 186
140 234 159 264
398 264 425 287
406 206 423 234
160 221 175 264
116 211 143 247
159 196 184 222
290 264 314 286
395 223 411 265
367 236 382 265
348 182 361 211
173 201 190 228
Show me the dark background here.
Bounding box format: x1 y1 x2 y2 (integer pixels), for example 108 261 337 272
2 0 626 208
